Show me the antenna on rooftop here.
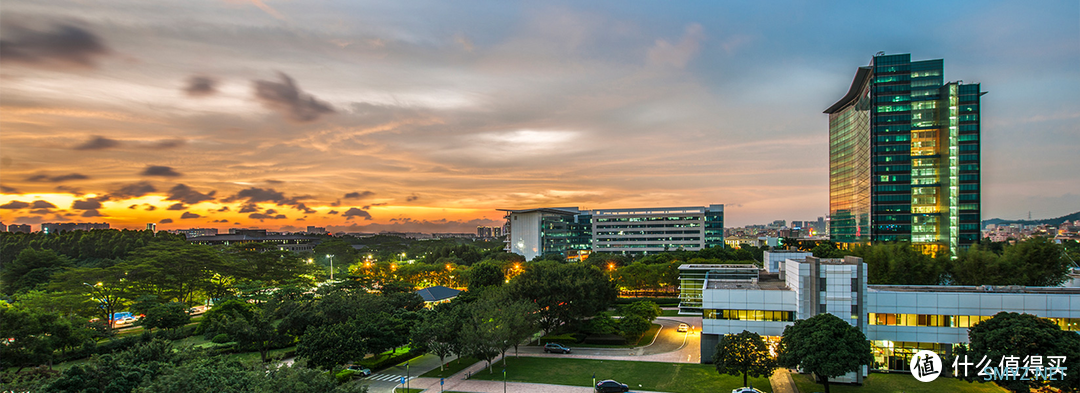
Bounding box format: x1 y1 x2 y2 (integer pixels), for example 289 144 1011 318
875 51 885 56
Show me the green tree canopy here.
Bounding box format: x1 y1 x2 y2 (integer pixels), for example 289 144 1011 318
714 330 778 387
956 312 1080 392
777 313 873 393
1 248 73 295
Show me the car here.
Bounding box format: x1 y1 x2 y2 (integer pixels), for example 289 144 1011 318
595 379 629 392
544 342 571 354
345 365 372 377
677 323 690 332
731 388 765 393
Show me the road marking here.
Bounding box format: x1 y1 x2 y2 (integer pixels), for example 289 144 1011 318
367 374 415 382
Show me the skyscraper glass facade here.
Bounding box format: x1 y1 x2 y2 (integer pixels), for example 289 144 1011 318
825 53 982 255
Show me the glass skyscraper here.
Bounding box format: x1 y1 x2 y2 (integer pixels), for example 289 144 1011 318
825 53 983 255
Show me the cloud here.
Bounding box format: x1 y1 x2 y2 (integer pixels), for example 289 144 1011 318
249 213 287 220
180 212 201 219
167 203 186 210
150 139 185 149
0 23 111 69
265 209 278 214
71 198 104 210
0 200 30 209
141 165 182 177
31 200 57 209
128 204 138 209
252 72 334 123
74 135 120 150
145 205 157 211
55 185 82 194
217 206 230 212
342 207 373 221
228 187 286 203
344 191 375 199
112 181 156 198
165 184 215 204
26 173 90 183
184 75 218 97
81 209 102 217
1 185 19 193
647 23 704 68
239 203 259 213
159 218 173 224
212 219 229 223
406 194 419 202
328 210 339 215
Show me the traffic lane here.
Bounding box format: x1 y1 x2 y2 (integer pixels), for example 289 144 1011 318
518 317 700 357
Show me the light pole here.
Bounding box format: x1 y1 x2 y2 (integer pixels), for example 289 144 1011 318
406 361 410 391
327 254 334 281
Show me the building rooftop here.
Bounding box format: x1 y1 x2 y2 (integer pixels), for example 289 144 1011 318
416 285 461 302
678 263 758 270
705 272 788 291
869 285 1080 295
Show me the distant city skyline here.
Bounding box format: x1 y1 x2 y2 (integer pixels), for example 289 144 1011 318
1 1 1077 233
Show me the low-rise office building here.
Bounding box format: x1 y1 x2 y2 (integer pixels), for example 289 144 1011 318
501 204 724 261
699 256 1080 381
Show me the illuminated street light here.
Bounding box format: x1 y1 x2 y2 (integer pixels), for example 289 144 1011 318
327 254 335 281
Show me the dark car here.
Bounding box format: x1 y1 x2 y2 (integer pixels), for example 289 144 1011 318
595 379 629 392
544 343 571 354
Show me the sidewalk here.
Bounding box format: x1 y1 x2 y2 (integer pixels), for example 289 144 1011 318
768 368 798 393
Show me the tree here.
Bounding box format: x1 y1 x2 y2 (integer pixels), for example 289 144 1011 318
621 300 661 322
957 312 1080 392
467 260 505 291
850 243 945 285
508 262 617 333
296 318 369 370
714 330 777 387
0 301 89 372
225 304 293 363
124 241 230 305
197 298 255 337
45 339 182 393
411 308 461 371
618 315 650 342
777 313 873 393
137 302 191 334
1 248 73 295
1002 237 1071 287
811 241 845 258
51 264 133 333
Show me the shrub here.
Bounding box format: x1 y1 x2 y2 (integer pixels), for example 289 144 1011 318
584 334 627 345
211 333 231 344
335 369 356 383
537 334 579 345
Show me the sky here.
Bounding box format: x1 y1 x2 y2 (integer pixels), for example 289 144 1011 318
1 1 1078 233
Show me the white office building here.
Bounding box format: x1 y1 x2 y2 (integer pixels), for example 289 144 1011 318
699 256 1080 380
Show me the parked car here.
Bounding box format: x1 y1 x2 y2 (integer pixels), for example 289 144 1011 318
595 379 629 392
544 343 572 354
345 365 372 377
677 323 691 332
732 388 764 393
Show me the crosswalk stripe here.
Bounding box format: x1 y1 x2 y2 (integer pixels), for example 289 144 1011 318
367 374 416 382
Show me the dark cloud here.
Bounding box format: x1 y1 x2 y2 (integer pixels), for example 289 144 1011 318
159 218 173 224
74 135 120 150
342 207 373 221
26 173 90 183
328 210 339 215
150 139 185 149
166 184 215 204
81 209 102 217
265 209 278 214
344 191 374 199
1 185 19 193
212 219 229 223
0 200 30 209
31 200 57 209
239 204 259 213
264 179 284 184
128 204 138 209
30 209 52 215
184 75 218 97
249 213 287 220
0 23 111 69
406 194 419 202
167 203 185 210
141 165 182 177
252 72 334 123
180 212 201 219
217 206 230 212
370 203 388 207
145 205 157 211
227 187 286 204
112 181 156 198
294 203 316 214
71 198 103 210
55 185 82 194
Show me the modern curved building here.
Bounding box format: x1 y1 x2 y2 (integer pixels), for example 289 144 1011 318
826 53 984 255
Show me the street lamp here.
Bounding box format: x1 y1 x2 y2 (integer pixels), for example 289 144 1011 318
400 252 406 264
327 254 334 281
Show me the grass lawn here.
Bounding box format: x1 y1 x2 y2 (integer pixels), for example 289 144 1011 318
226 346 296 363
791 372 1009 393
393 389 423 393
539 323 663 349
420 357 480 378
469 356 772 393
659 309 683 317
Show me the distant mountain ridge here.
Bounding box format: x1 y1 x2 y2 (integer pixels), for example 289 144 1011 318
983 211 1080 227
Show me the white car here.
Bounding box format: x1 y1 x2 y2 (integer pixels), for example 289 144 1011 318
677 323 690 332
345 365 372 377
732 388 765 393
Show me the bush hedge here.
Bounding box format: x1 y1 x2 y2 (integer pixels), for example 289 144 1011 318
583 334 627 345
614 297 679 307
358 348 423 370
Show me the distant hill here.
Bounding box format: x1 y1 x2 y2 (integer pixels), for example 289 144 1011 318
983 211 1080 227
